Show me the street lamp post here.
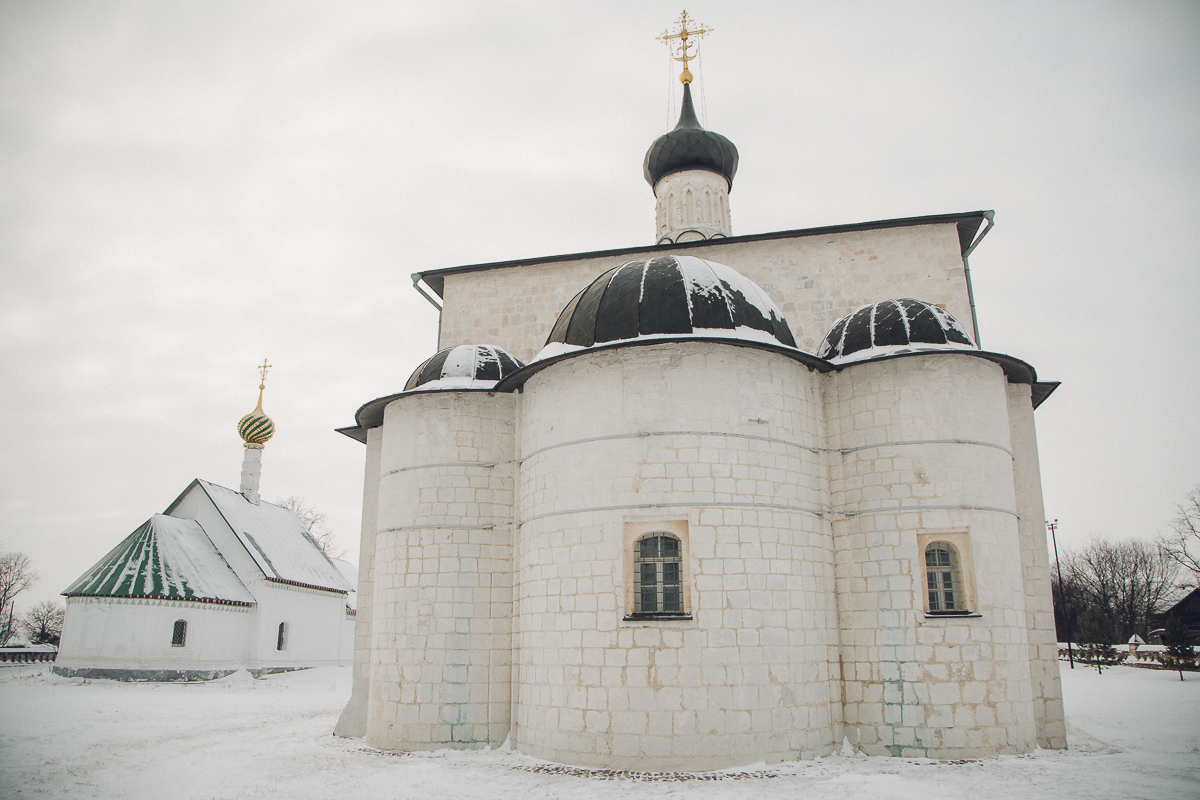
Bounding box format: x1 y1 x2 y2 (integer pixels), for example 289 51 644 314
1047 519 1074 668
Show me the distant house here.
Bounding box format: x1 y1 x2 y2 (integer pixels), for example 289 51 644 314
54 379 355 680
1151 587 1200 644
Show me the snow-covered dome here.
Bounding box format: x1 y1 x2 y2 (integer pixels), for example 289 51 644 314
644 83 739 191
404 344 525 392
818 299 976 363
538 255 796 360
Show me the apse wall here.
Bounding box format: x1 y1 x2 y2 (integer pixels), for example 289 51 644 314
824 353 1038 757
366 391 516 752
513 341 840 771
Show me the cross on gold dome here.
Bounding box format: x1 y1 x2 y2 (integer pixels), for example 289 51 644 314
257 358 271 390
659 10 713 85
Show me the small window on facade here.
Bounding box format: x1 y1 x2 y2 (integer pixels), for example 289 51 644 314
171 619 187 647
277 622 287 651
926 543 964 613
635 534 683 614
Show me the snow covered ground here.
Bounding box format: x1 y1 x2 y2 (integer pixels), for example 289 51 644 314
1 663 1196 799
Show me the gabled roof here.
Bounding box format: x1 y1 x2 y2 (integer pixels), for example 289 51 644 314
188 480 352 594
63 514 254 605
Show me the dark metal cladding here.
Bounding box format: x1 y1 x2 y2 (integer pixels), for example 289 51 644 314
474 347 502 382
685 271 736 332
768 314 798 348
841 307 874 356
546 289 585 344
594 262 644 343
905 302 949 345
408 348 451 390
933 305 974 346
564 267 618 347
820 315 849 358
643 83 739 190
871 299 908 347
496 349 523 375
639 257 692 336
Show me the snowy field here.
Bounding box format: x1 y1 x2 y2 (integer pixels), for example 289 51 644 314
1 663 1197 800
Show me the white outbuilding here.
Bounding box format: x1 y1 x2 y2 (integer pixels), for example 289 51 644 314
54 374 355 680
333 74 1067 771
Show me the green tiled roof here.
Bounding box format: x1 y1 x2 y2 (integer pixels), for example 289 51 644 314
64 514 254 604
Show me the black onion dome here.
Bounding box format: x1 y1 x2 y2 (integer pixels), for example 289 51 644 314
643 83 739 190
541 255 796 356
818 299 977 363
404 344 524 391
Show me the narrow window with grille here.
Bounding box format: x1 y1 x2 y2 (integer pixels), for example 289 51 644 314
277 622 287 651
634 534 683 614
171 619 187 647
925 543 962 613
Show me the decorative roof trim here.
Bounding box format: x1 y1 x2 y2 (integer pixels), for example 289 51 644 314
263 576 349 595
411 211 992 298
62 592 254 608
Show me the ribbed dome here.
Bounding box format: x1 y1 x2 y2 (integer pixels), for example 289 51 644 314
643 83 738 191
540 255 796 357
238 409 274 446
818 299 976 363
404 344 525 392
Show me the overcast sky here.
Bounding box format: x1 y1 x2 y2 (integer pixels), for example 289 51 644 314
2 0 1198 610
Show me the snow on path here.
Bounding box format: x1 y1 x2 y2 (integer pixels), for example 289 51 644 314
0 663 1196 799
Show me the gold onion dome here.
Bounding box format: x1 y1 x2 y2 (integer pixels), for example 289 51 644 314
238 361 275 446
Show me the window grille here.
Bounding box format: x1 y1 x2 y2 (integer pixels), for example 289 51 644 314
926 543 961 612
634 534 683 614
277 622 287 651
171 619 187 647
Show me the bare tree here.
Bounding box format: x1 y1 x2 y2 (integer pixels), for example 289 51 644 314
22 601 65 646
276 496 345 559
1160 484 1200 586
1059 538 1179 642
0 547 38 645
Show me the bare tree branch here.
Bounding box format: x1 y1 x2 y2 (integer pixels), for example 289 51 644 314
1160 485 1200 584
22 601 65 646
0 546 38 646
275 497 345 559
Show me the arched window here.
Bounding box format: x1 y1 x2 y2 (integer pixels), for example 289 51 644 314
171 619 187 647
635 534 683 614
276 622 288 651
925 543 962 612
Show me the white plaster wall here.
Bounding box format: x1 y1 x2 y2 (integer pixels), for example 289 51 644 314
336 427 383 736
250 580 350 669
654 169 732 243
1006 383 1067 749
437 222 969 363
514 342 839 771
367 391 516 752
825 354 1037 757
56 596 252 671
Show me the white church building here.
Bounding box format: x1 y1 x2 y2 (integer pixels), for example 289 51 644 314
54 377 355 681
332 50 1067 772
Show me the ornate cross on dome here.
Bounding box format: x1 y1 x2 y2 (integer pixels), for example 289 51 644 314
257 358 272 389
659 10 713 85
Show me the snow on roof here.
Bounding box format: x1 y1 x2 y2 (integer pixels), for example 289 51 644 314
332 558 358 609
197 481 353 594
63 514 254 604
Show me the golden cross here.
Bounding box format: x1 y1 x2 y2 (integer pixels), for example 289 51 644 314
658 10 713 84
257 358 272 389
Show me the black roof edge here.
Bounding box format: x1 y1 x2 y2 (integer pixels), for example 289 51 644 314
413 211 993 299
494 337 835 393
336 343 1053 443
1032 381 1060 409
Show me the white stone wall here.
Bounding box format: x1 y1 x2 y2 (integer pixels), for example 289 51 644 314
437 221 970 363
514 342 840 771
336 427 383 736
654 169 732 243
250 579 350 668
1005 383 1067 748
56 596 252 672
824 354 1038 757
367 391 516 751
